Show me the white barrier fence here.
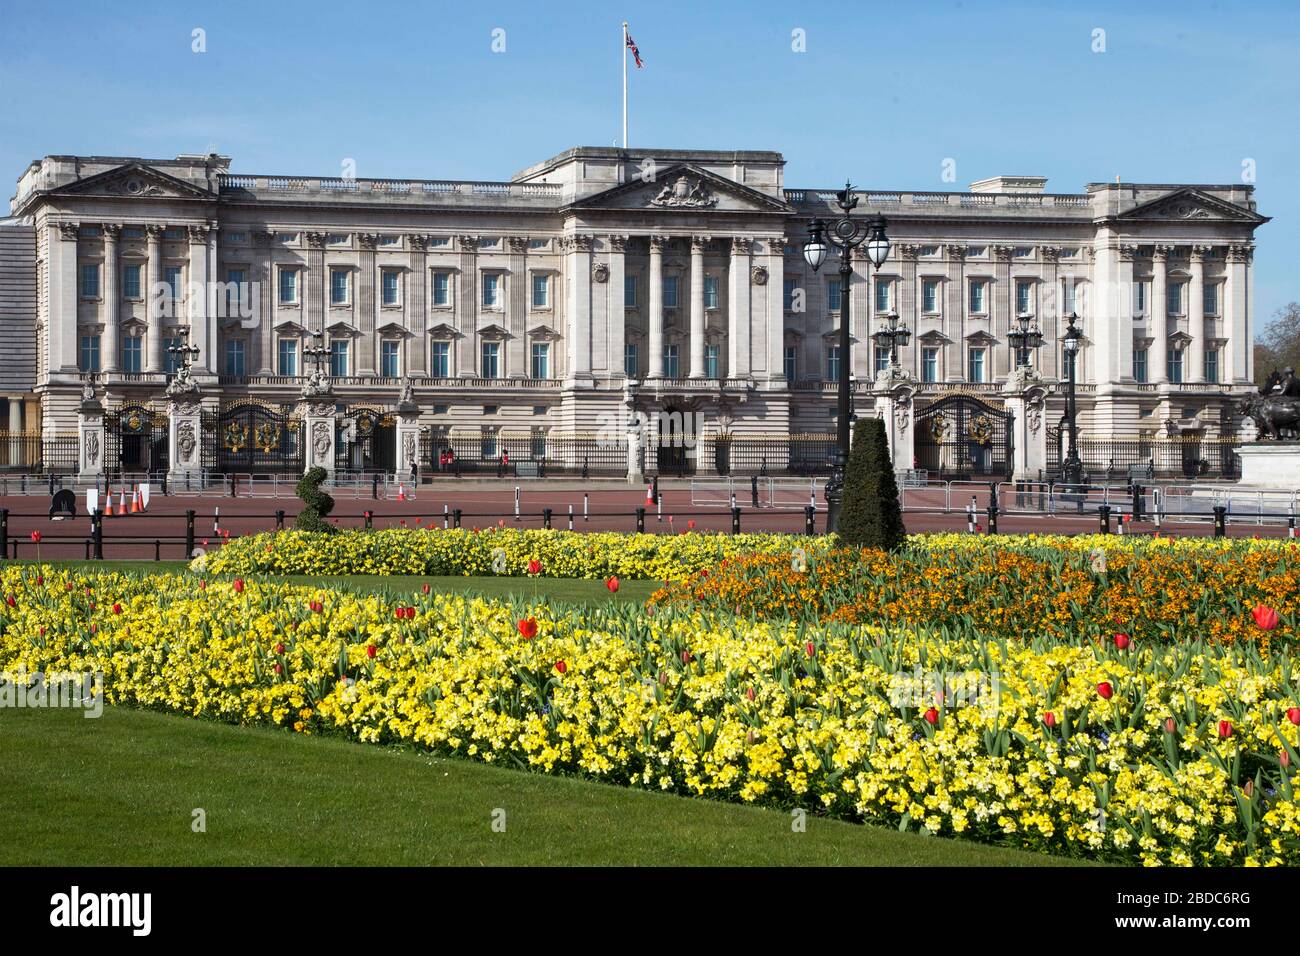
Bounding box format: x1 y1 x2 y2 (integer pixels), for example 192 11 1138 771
689 477 824 511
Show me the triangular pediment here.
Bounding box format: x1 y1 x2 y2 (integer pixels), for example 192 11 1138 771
527 324 562 341
965 329 999 345
1112 188 1266 225
916 329 952 345
273 319 311 335
326 320 361 337
427 322 460 338
376 320 414 338
476 323 511 341
56 163 217 202
568 163 790 214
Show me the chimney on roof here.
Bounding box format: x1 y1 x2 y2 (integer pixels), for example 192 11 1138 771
969 175 1047 194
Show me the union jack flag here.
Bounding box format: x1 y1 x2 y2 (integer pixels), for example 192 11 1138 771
626 31 644 68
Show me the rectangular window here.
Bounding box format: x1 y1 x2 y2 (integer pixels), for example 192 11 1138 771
922 347 938 383
1062 281 1077 314
968 347 986 383
875 280 891 313
432 272 451 307
481 273 500 308
279 269 298 304
624 275 637 307
330 268 349 305
481 341 501 378
704 344 719 379
783 277 797 312
969 281 986 314
431 341 451 377
922 279 939 313
1203 283 1220 315
1167 350 1183 384
381 340 400 378
80 263 100 299
1167 282 1183 315
826 345 841 383
663 344 679 378
1204 347 1219 383
225 339 246 376
624 343 638 377
329 340 349 377
278 339 298 376
1015 279 1033 315
531 342 550 379
704 276 719 310
1133 348 1148 383
663 276 679 309
784 346 797 381
122 336 142 373
79 334 100 372
122 264 142 299
532 274 549 309
827 278 841 312
481 431 497 459
164 266 182 300
226 268 246 315
1134 281 1147 314
382 270 400 307
874 346 890 374
163 336 184 374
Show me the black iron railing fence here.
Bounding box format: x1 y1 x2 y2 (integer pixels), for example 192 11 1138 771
1046 431 1243 481
0 434 79 474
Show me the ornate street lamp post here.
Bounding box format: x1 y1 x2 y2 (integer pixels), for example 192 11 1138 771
166 333 200 379
1006 312 1043 369
1061 311 1084 487
872 308 911 369
803 183 890 533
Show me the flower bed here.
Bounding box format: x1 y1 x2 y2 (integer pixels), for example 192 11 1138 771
3 565 1299 865
200 527 835 582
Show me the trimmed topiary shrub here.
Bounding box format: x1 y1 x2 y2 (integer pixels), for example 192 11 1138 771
294 466 337 533
836 417 906 551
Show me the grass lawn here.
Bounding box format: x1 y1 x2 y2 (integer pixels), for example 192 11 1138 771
5 559 661 604
0 705 1084 866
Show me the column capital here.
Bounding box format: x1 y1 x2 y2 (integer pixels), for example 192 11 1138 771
1226 243 1254 263
189 224 213 245
898 243 922 261
1039 245 1061 262
608 234 630 252
690 235 709 253
253 230 274 247
305 231 326 249
1152 243 1174 261
648 235 670 252
506 235 530 254
407 233 429 251
57 221 80 241
766 236 786 256
730 236 752 255
559 234 594 253
102 223 122 241
993 244 1015 262
944 243 967 261
1117 243 1138 262
145 224 166 242
1190 244 1212 261
359 233 382 250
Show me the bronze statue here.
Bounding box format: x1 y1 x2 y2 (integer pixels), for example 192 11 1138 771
1240 369 1300 440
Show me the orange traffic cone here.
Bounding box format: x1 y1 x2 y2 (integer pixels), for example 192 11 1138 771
130 485 140 514
397 482 407 501
645 485 654 506
116 488 127 517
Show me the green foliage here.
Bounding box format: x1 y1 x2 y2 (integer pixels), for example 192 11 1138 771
294 466 336 533
836 418 906 551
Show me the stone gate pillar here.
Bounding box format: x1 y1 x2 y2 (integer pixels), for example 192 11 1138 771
165 367 203 486
872 365 918 474
1002 366 1054 481
395 396 421 483
78 382 105 481
299 369 338 479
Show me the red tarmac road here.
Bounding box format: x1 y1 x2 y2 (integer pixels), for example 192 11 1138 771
0 481 1291 562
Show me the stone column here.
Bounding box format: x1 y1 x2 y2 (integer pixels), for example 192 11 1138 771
871 366 917 473
944 244 967 381
395 396 421 481
306 231 326 334
408 235 428 376
78 389 106 480
52 222 79 373
506 236 528 377
1226 244 1251 384
761 236 784 381
689 236 706 378
727 236 752 379
898 244 920 377
647 236 666 379
604 235 628 378
358 233 379 376
993 245 1013 381
167 396 203 485
102 224 121 372
207 223 219 374
188 225 212 371
1187 245 1208 384
1150 245 1170 384
563 233 594 381
145 225 164 373
1002 366 1053 481
455 235 477 377
301 397 337 479
254 231 274 375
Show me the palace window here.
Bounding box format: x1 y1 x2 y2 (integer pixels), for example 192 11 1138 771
663 276 679 309
279 269 299 304
531 342 550 379
624 275 637 308
481 341 500 378
164 266 182 300
122 336 142 373
784 346 797 381
1015 279 1033 315
123 264 142 299
1203 283 1220 315
1062 281 1078 314
783 277 797 312
532 274 550 309
874 279 891 312
826 345 841 382
1134 281 1147 314
827 278 841 312
874 346 890 374
431 341 451 377
663 344 679 378
329 340 349 377
225 340 246 376
704 344 719 379
1167 349 1183 384
481 273 501 308
624 343 638 377
382 270 401 307
704 276 719 310
922 347 938 383
968 347 986 383
381 340 400 378
78 334 100 373
330 268 349 306
1166 282 1184 316
1204 347 1219 383
226 269 246 315
80 263 100 299
277 338 298 376
1133 348 1148 383
968 281 986 314
922 279 939 314
432 272 451 307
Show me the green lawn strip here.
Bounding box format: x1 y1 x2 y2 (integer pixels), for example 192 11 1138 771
0 706 1086 867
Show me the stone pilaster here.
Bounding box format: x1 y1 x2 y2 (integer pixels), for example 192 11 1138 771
301 398 337 479
102 224 120 372
455 234 477 377
1150 245 1170 384
727 236 752 378
166 396 203 485
647 236 666 379
254 231 274 375
689 235 706 378
77 389 105 480
188 224 212 371
407 235 428 376
358 233 378 376
395 397 421 481
1001 365 1054 481
145 225 164 373
1188 245 1208 384
871 365 917 473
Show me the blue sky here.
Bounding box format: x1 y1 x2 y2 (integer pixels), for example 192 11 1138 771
1 0 1296 326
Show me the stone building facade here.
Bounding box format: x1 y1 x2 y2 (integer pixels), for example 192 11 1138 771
3 145 1269 479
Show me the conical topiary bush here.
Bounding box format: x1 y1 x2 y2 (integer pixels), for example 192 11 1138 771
835 417 906 550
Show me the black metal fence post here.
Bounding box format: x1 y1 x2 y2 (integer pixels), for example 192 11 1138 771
635 506 645 533
275 509 285 530
1213 505 1227 538
372 475 380 500
1099 504 1111 534
184 509 195 557
543 507 552 530
364 510 373 530
651 475 659 504
93 509 104 560
229 474 237 497
987 487 998 534
731 506 741 534
453 508 462 528
0 508 7 561
750 475 759 509
804 504 815 536
1132 484 1143 523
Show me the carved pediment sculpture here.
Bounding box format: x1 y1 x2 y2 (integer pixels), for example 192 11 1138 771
648 175 718 209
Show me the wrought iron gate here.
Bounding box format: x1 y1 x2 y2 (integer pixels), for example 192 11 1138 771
104 404 168 475
914 394 1014 479
336 405 395 475
215 400 303 474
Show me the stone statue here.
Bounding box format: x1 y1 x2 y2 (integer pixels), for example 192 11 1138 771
165 364 199 398
398 376 415 405
301 367 332 398
81 380 97 404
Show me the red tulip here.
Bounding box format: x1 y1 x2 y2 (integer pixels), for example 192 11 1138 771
555 660 567 674
273 663 283 675
924 707 939 725
805 642 815 658
35 575 43 586
366 644 377 659
199 580 206 590
498 519 506 528
605 576 619 593
232 579 245 594
1281 749 1291 769
1252 605 1280 631
746 687 756 701
1165 717 1177 734
1218 720 1233 739
422 583 431 595
274 642 285 655
4 595 13 607
517 617 538 640
265 544 273 553
527 559 542 576
1287 707 1300 726
1113 633 1130 650
29 531 40 543
112 603 122 615
1043 711 1056 727
687 520 696 530
394 608 404 621
89 623 96 634
65 583 73 591
1097 682 1114 700
681 650 692 664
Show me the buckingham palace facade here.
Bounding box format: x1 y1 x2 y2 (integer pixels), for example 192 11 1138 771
0 145 1268 480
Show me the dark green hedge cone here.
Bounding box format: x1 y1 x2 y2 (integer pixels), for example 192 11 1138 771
836 417 906 550
294 466 337 533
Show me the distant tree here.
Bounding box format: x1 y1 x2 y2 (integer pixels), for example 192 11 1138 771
836 417 906 551
294 466 336 533
1256 303 1300 387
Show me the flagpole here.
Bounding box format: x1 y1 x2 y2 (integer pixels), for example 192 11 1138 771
622 21 628 149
